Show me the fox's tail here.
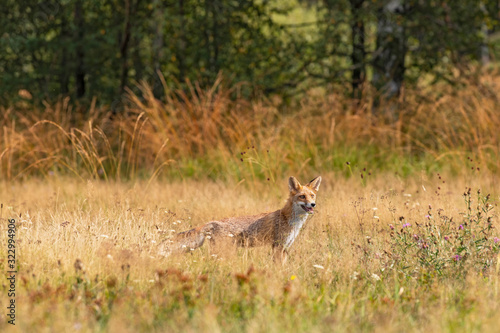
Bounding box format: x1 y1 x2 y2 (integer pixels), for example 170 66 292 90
158 222 220 257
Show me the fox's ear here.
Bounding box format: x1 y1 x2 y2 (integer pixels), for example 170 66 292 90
288 176 301 192
306 176 322 192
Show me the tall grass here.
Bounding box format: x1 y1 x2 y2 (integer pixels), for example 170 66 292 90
2 72 500 182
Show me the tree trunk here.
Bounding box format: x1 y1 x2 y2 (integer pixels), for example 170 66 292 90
74 0 85 98
372 0 406 102
119 0 132 95
480 1 490 65
350 0 365 100
152 0 164 96
60 13 69 95
177 0 186 81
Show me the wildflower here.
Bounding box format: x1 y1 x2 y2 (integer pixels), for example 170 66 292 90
402 223 410 228
290 275 297 280
459 225 464 230
389 224 395 230
425 214 431 219
351 271 360 280
494 237 500 244
444 236 449 241
453 254 462 261
413 234 419 240
371 273 381 281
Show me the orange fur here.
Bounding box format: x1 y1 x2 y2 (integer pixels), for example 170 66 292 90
159 176 322 262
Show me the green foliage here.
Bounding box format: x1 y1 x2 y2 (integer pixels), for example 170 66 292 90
2 0 500 104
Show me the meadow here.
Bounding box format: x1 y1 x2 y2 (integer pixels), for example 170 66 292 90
2 73 500 332
1 173 499 332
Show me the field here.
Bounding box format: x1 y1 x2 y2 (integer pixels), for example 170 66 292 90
1 170 500 332
2 73 500 332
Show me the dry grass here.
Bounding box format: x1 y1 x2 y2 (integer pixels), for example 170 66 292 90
2 71 500 331
2 71 500 182
1 171 500 332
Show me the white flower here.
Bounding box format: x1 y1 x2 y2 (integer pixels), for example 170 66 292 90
371 273 381 281
313 264 324 269
351 271 360 280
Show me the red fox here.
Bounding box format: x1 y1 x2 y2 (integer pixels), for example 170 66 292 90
159 176 321 262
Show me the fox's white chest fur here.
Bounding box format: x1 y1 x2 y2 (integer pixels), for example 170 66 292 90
284 213 309 249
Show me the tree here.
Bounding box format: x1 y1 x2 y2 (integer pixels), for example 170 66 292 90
371 1 407 102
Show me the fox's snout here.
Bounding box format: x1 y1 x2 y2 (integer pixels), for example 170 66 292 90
299 201 316 214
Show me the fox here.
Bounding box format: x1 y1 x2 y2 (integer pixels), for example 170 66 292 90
159 176 322 262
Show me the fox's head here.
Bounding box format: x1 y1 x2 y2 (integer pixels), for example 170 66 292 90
288 176 322 215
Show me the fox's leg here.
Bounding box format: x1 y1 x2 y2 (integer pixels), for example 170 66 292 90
272 244 288 264
179 222 219 251
159 222 223 256
180 222 222 250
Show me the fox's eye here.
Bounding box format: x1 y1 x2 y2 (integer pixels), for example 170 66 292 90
299 195 306 199
311 194 315 198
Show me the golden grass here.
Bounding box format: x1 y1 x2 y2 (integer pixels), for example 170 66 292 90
2 71 500 182
1 172 500 332
2 71 500 331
